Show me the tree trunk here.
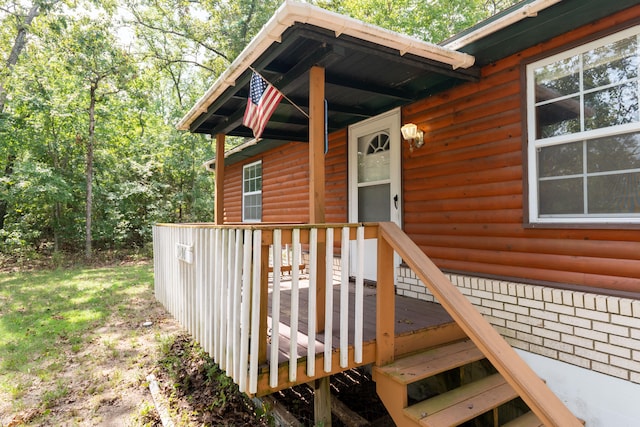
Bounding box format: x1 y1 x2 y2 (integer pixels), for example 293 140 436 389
86 83 97 259
0 4 40 230
0 155 16 230
0 3 41 114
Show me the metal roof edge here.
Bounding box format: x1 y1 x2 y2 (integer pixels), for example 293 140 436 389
442 0 562 50
176 0 475 132
202 137 260 169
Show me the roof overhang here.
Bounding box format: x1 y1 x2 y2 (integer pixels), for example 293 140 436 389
177 0 478 141
203 138 289 170
444 0 640 66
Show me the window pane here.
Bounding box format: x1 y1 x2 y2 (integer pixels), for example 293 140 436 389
538 142 583 177
536 97 582 138
588 172 640 213
587 133 640 173
583 36 638 90
535 56 580 99
584 82 639 130
243 162 262 221
358 184 390 222
358 132 390 183
243 193 262 221
539 178 584 215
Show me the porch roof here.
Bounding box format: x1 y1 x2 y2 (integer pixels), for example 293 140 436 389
178 0 478 142
183 0 639 164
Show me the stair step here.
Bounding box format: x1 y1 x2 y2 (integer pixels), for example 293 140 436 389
405 373 518 427
502 411 543 427
374 339 484 385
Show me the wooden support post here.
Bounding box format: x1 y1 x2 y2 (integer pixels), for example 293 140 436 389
309 66 325 224
376 229 395 366
314 377 332 427
309 66 327 334
309 65 331 427
214 133 225 225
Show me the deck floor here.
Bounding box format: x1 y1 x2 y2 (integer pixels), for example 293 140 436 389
267 277 454 364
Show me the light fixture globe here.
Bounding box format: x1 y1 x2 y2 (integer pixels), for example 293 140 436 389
400 123 424 151
401 123 418 140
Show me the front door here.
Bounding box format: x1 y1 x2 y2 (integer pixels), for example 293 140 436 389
348 108 401 281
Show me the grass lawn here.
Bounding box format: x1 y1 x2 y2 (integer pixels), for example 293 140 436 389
0 261 182 425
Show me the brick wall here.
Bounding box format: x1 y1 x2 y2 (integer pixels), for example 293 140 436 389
300 253 342 283
397 266 640 384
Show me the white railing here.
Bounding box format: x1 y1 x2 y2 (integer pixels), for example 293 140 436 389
152 223 372 395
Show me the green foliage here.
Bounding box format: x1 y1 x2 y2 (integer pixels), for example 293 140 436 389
0 0 516 257
0 0 216 256
0 159 80 254
314 0 522 43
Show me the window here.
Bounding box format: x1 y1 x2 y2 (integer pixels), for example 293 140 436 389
527 26 640 224
357 131 391 222
242 161 262 222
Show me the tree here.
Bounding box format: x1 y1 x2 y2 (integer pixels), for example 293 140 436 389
0 0 59 231
314 0 521 43
58 17 136 258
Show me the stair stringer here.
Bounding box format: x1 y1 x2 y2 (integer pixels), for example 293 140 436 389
373 367 417 427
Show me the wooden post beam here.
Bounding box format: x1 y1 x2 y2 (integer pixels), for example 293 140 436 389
214 133 225 225
309 66 327 334
314 377 332 426
309 65 325 224
309 66 331 427
376 231 395 366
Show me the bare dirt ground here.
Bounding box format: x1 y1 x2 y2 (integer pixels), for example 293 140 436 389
2 263 183 426
1 259 268 427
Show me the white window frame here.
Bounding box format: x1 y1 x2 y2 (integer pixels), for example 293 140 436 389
242 160 262 223
526 25 640 225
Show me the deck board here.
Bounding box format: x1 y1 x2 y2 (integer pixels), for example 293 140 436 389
267 278 453 364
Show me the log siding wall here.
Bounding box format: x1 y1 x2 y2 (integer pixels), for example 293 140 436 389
222 133 348 224
401 7 640 294
262 142 309 223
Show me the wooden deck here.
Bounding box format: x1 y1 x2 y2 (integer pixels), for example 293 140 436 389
266 277 456 366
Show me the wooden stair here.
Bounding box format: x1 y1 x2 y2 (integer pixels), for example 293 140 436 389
372 339 546 427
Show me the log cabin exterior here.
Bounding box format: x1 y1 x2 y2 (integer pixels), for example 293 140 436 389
154 1 640 425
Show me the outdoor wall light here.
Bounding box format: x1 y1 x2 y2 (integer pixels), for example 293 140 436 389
400 123 424 152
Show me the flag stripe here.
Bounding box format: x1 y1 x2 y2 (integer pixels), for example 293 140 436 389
243 72 283 139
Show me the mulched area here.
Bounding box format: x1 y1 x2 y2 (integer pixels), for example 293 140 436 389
154 334 270 426
154 333 393 426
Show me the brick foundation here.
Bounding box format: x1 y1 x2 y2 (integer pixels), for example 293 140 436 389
397 266 640 384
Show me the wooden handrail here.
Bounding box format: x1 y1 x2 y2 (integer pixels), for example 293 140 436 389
377 222 583 427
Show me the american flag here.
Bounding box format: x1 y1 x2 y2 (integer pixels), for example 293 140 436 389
243 72 283 139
